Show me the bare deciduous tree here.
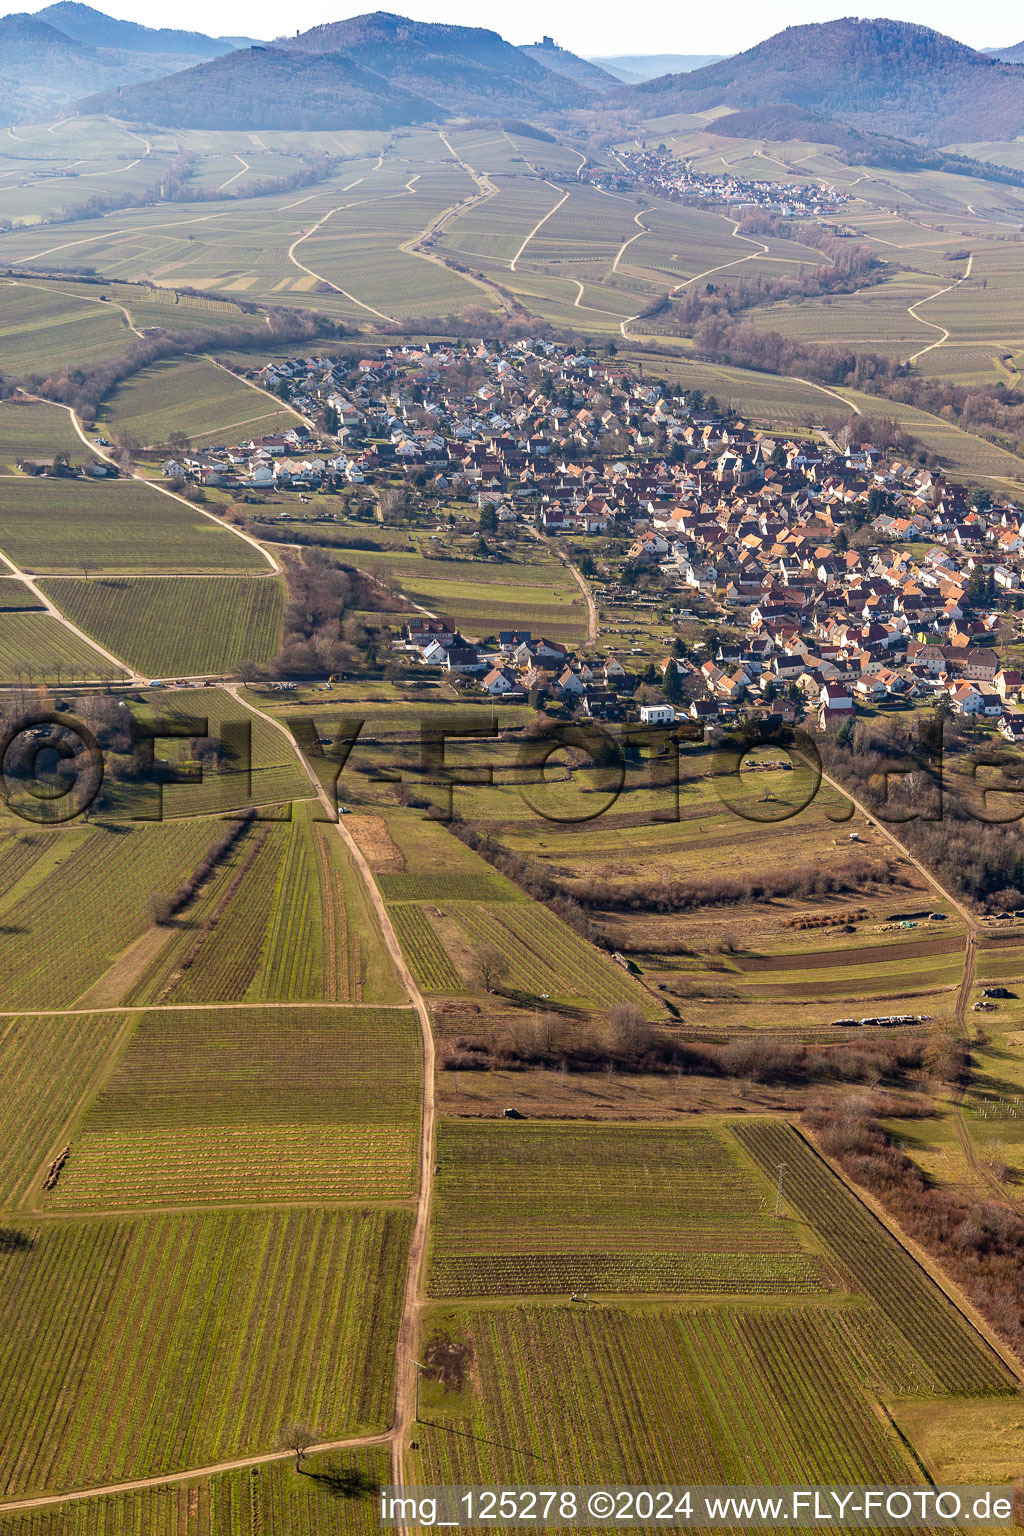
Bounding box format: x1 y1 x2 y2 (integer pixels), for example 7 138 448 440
280 1423 317 1472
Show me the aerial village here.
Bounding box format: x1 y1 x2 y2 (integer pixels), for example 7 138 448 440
159 337 1024 738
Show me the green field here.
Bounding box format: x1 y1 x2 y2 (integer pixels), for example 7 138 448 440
41 575 285 674
413 1303 917 1486
0 1207 409 1496
0 1007 128 1208
0 611 123 681
98 356 301 447
0 479 266 574
48 1005 421 1207
0 279 132 378
446 899 659 1012
105 806 403 1003
429 1121 827 1296
342 544 590 645
0 399 91 472
0 579 43 611
121 686 315 818
0 1449 389 1535
735 1120 1013 1395
0 821 225 1011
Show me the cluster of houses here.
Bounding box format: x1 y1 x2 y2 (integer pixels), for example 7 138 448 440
402 615 674 723
586 148 849 215
157 336 1024 740
161 422 369 492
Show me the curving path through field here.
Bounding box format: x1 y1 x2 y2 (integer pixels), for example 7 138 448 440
906 253 974 365
509 181 570 273
621 215 770 339
815 761 1022 1211
216 155 249 193
3 274 144 338
0 1434 392 1516
0 542 137 682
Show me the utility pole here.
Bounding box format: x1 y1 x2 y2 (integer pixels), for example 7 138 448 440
775 1162 788 1218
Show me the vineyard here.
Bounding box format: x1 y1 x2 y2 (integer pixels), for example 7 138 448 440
448 902 657 1013
388 904 465 994
428 1122 826 1296
0 1449 390 1536
0 1207 410 1496
414 1304 915 1486
0 613 119 683
46 1006 422 1207
0 821 226 1011
0 479 264 575
0 1010 128 1207
378 871 516 902
127 823 290 1004
259 808 339 1000
41 576 285 677
128 687 313 820
0 579 43 611
430 1252 827 1296
733 1121 1014 1395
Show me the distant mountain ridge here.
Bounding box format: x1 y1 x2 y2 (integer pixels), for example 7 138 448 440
625 19 1024 144
80 9 599 127
285 13 593 114
984 40 1024 63
591 53 726 83
0 2 256 123
34 2 255 55
79 42 438 130
0 11 213 124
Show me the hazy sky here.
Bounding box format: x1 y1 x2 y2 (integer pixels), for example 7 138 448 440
17 0 1024 57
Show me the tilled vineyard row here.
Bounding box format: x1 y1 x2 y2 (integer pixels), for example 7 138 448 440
416 1305 915 1488
430 1251 829 1296
44 1005 422 1207
0 1208 410 1498
732 1120 1014 1395
0 1010 128 1208
0 823 225 1013
448 902 654 1012
388 904 464 993
378 871 515 902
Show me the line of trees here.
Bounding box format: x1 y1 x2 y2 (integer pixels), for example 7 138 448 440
824 720 1024 910
443 1002 925 1084
805 1097 1024 1355
266 549 393 678
150 814 254 925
